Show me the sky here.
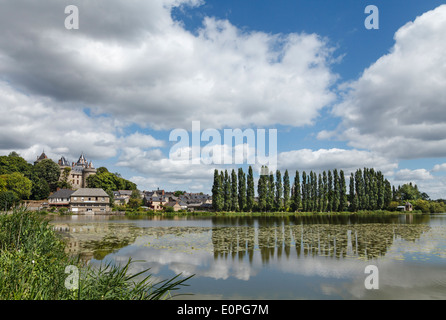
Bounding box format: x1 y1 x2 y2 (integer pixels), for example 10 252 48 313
1 0 446 198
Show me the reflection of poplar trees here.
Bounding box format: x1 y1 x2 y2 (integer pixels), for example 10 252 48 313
212 222 430 262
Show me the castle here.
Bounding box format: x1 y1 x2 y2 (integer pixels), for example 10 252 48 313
34 152 97 189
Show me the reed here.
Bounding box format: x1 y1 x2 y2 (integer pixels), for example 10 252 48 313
0 207 192 300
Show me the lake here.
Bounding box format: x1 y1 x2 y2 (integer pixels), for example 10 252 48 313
49 213 446 300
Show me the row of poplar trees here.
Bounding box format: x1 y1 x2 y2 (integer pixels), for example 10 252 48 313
212 166 393 212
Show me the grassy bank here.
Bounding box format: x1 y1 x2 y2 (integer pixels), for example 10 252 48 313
0 207 192 300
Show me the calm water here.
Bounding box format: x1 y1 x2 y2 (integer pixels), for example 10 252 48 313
50 213 446 300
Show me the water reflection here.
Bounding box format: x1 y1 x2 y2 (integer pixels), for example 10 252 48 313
211 224 431 263
51 214 431 263
49 214 446 299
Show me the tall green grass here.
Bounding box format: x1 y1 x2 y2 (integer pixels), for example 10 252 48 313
0 207 192 300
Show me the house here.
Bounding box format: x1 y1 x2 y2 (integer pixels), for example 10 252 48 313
397 202 413 212
113 190 133 205
70 188 110 214
143 194 168 211
165 200 182 212
48 189 75 208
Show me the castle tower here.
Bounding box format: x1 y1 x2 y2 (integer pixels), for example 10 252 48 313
56 153 97 189
82 161 96 188
34 151 48 165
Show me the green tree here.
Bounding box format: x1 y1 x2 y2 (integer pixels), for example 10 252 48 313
318 173 323 212
238 168 246 212
332 169 340 212
212 169 224 212
34 159 61 192
339 170 347 212
322 171 328 212
283 170 290 211
0 191 19 211
0 153 33 177
267 171 275 212
246 166 255 212
257 167 268 212
86 169 136 191
128 190 142 209
384 179 392 209
231 169 238 211
349 173 358 212
31 177 50 201
397 183 422 201
376 171 385 210
58 167 72 190
275 170 282 211
355 169 365 210
327 170 333 212
1 172 32 200
223 170 231 211
291 171 301 212
301 171 307 212
308 171 315 212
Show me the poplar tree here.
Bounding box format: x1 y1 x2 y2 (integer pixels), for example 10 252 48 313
384 179 392 209
332 169 340 212
308 171 315 212
369 168 378 210
291 171 301 212
318 173 323 212
339 170 347 212
377 171 385 210
349 172 358 212
257 166 267 212
313 172 318 212
327 170 333 212
363 168 370 210
246 166 255 212
212 169 223 211
267 171 275 212
355 169 364 210
238 168 247 212
301 171 307 212
322 171 328 212
275 170 283 211
283 170 290 211
231 169 238 211
223 170 231 211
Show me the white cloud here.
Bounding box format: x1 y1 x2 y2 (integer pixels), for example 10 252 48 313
328 5 446 159
120 133 165 149
394 169 433 181
0 80 118 162
0 0 338 131
277 148 398 176
432 163 446 172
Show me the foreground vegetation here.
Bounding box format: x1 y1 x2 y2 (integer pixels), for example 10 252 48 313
0 207 192 300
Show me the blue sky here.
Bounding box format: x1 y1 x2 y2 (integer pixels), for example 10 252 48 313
1 0 446 198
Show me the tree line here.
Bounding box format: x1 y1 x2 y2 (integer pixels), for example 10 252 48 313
212 166 394 212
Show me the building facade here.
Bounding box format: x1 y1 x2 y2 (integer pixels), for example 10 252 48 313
48 189 75 208
70 188 110 214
